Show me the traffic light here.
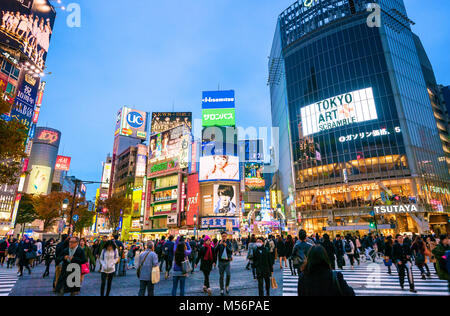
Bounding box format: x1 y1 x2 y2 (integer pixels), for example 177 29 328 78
369 221 375 229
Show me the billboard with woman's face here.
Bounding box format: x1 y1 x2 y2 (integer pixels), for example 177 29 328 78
0 0 56 69
199 155 239 182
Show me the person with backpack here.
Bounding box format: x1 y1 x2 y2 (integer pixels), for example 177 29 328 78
297 245 355 296
164 235 175 279
155 237 165 270
432 234 450 293
344 234 355 269
292 229 313 276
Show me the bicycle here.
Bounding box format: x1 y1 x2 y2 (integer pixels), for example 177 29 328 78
359 249 384 264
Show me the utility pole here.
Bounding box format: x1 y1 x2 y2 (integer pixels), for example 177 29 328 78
67 180 79 236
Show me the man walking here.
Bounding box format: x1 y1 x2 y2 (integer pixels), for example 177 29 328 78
292 229 312 275
392 234 416 293
215 232 233 296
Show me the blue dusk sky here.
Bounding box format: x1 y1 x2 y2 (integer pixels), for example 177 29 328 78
38 0 450 200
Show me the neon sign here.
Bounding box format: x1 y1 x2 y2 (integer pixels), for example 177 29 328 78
304 0 319 8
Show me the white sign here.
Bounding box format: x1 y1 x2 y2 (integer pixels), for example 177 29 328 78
101 163 111 189
374 204 418 214
300 87 378 136
339 127 401 143
167 214 178 226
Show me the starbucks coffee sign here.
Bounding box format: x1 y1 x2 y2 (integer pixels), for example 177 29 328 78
374 204 419 214
300 87 378 136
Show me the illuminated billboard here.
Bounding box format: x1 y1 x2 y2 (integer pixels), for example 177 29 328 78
244 163 265 189
101 163 111 189
135 144 147 177
10 73 40 131
202 108 235 127
202 90 235 109
0 0 56 70
148 125 189 168
186 173 199 226
300 87 378 136
199 155 239 182
151 112 192 134
213 184 237 216
27 165 51 194
34 127 60 146
116 107 149 140
55 155 71 171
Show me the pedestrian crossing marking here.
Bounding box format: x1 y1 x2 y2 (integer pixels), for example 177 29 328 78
282 263 449 296
0 270 18 297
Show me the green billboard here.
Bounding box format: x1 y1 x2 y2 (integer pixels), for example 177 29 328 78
202 108 236 127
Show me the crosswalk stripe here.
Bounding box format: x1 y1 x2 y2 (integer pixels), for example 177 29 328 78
283 263 449 296
0 269 18 296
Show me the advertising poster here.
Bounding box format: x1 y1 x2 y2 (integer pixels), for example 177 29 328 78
239 139 264 162
10 73 40 131
148 125 189 165
55 155 71 171
151 112 192 134
101 163 111 189
213 184 237 216
135 144 147 177
199 155 239 181
186 173 199 226
202 108 235 127
118 107 149 140
244 163 265 190
0 0 56 69
300 87 378 136
202 90 235 109
27 165 51 194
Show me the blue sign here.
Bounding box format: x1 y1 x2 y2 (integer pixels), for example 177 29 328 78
202 90 235 109
72 215 79 222
200 217 239 230
127 111 144 128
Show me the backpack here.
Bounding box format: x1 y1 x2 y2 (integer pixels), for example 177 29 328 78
162 244 169 256
344 241 352 253
292 244 307 268
155 242 163 255
445 250 450 274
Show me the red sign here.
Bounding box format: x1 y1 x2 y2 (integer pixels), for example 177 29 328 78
186 173 199 226
38 129 59 144
55 156 71 171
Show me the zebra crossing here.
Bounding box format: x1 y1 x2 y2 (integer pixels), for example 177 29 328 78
282 262 449 296
0 269 18 297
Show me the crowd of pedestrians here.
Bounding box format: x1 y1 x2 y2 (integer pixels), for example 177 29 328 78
0 230 449 296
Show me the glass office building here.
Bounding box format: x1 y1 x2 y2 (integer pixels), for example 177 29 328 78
269 0 450 235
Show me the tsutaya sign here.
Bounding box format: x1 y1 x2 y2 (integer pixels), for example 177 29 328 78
374 204 419 214
300 87 378 136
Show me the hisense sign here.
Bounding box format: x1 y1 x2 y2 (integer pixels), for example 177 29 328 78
300 87 378 136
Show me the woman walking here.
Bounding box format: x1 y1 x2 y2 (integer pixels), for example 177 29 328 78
196 236 216 296
246 236 257 279
298 245 355 296
384 236 394 275
285 235 295 275
411 236 431 279
99 240 119 296
42 238 56 278
253 237 273 296
277 236 287 269
79 238 94 283
172 241 191 296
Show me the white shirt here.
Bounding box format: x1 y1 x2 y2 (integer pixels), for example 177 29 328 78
100 249 119 274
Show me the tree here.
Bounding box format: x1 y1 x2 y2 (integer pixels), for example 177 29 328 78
97 195 131 232
0 91 28 185
73 206 95 236
33 191 71 231
15 193 38 226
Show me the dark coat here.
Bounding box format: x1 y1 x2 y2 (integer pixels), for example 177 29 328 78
253 246 273 277
196 245 216 273
392 242 412 263
298 268 355 296
276 240 286 257
215 241 233 263
56 246 87 294
285 240 294 258
321 240 336 263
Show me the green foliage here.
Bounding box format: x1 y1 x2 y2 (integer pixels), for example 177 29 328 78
15 193 38 225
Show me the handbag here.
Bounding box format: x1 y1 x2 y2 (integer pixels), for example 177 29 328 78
25 251 36 260
81 262 90 275
151 266 160 284
271 277 278 289
181 259 192 274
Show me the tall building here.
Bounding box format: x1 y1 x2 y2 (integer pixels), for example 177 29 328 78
269 0 450 235
0 0 56 231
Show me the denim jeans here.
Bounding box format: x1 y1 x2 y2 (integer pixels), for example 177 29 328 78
218 261 231 290
172 275 186 296
139 280 154 296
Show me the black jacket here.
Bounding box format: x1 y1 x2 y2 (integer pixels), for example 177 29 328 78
392 242 412 263
56 246 87 293
55 240 68 265
276 240 286 257
253 246 273 277
196 245 216 272
298 268 355 296
321 240 336 261
215 241 233 263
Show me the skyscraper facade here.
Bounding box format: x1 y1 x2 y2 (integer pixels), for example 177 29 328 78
269 0 450 235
